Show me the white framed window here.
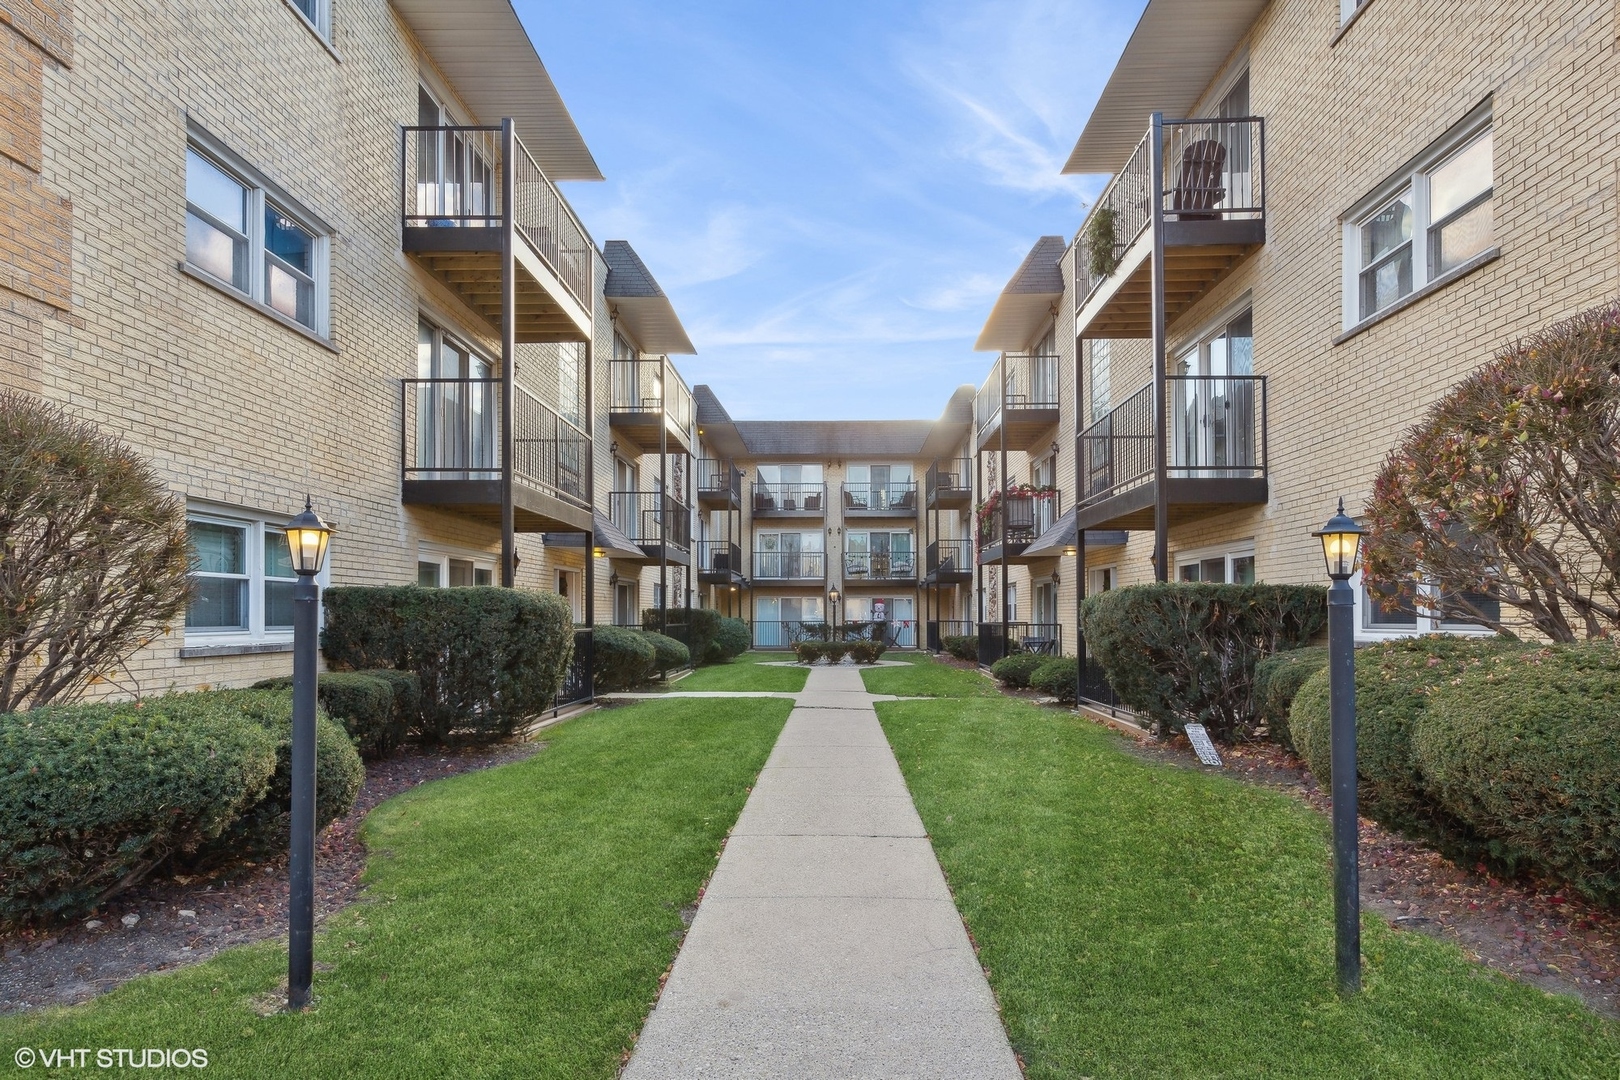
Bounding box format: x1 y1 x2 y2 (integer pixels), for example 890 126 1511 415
1355 574 1501 641
1343 108 1493 327
1086 339 1111 423
186 506 322 645
185 134 331 335
415 544 494 589
1175 541 1256 584
1089 566 1115 594
288 0 332 39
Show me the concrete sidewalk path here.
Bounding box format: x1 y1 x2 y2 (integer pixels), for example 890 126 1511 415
622 665 1021 1080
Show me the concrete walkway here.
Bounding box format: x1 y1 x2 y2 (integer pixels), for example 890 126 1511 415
622 665 1021 1080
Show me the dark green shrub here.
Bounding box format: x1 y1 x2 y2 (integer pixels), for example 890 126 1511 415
322 586 574 741
640 630 691 673
823 640 850 664
849 640 886 664
594 625 656 691
684 608 723 665
362 668 422 751
990 653 1044 689
1031 657 1079 703
1252 646 1329 750
794 640 823 664
707 617 750 663
144 691 363 870
253 671 403 758
942 635 977 662
1083 583 1327 739
1 699 278 928
1415 644 1620 904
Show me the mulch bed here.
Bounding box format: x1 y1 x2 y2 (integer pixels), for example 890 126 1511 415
1 740 545 1015
1119 730 1620 1019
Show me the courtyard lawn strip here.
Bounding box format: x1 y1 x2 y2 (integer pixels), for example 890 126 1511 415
0 698 792 1080
663 651 809 693
859 653 997 698
875 661 1620 1079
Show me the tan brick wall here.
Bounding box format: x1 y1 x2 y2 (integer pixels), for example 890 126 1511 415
0 20 43 171
0 0 72 65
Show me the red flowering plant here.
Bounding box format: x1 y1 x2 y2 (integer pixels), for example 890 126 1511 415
1362 299 1620 642
976 483 1060 545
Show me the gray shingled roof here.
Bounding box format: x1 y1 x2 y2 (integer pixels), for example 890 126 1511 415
1004 235 1068 295
693 384 733 426
601 240 666 298
731 420 936 457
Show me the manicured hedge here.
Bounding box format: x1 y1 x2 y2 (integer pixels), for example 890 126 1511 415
322 586 574 741
707 617 750 663
686 608 723 666
1415 644 1620 905
823 640 850 664
1031 657 1079 703
941 635 977 662
1 699 279 928
849 640 887 664
1083 583 1327 739
1251 646 1328 750
991 653 1044 689
793 640 824 664
253 670 412 758
594 625 656 692
640 630 691 673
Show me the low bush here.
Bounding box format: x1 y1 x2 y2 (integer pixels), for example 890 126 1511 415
1083 583 1327 739
1031 657 1079 703
252 671 405 758
1 698 278 928
1251 646 1328 750
640 630 691 674
793 640 823 664
990 653 1044 689
823 641 850 664
322 586 574 741
941 635 977 662
849 640 887 664
1415 643 1620 905
685 608 723 665
594 625 657 691
363 668 422 751
707 617 751 663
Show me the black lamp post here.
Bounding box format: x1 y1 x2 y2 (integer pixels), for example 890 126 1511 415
283 498 333 1011
828 587 840 638
1313 498 1363 995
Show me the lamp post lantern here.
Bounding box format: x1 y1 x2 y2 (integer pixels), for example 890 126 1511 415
828 587 840 637
284 498 333 1011
1312 498 1363 995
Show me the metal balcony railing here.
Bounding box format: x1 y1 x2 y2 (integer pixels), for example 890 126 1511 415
696 459 742 502
841 482 918 514
927 539 973 577
978 622 1063 664
607 490 692 550
695 540 742 576
926 459 972 503
979 490 1062 548
1078 375 1268 507
400 125 592 308
842 551 917 581
752 549 827 580
751 482 826 514
609 357 695 438
401 378 588 508
976 353 1061 438
753 619 828 648
1071 115 1266 302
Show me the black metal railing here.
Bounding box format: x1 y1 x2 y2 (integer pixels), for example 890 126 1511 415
1080 652 1126 716
841 482 918 514
752 549 827 580
1071 115 1266 302
842 551 917 580
927 540 973 577
696 459 742 502
976 353 1061 437
751 482 826 514
752 620 828 649
607 490 691 550
979 490 1061 548
926 459 972 503
1078 376 1267 507
554 628 593 709
401 378 589 508
696 540 742 576
400 125 591 307
608 356 695 438
978 622 1063 665
926 619 975 651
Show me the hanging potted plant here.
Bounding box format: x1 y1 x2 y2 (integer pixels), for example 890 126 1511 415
1084 205 1120 281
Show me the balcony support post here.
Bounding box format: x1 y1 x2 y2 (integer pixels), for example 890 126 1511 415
1149 112 1170 583
999 355 1010 660
659 354 669 635
499 118 517 588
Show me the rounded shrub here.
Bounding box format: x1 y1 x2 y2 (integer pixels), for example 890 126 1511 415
823 641 850 664
1 699 278 928
990 653 1044 689
253 671 404 758
684 607 724 666
1252 646 1329 750
594 625 657 691
640 630 691 673
361 668 422 752
707 617 751 663
941 635 977 662
793 640 824 664
849 640 887 664
1415 643 1620 904
1031 657 1079 703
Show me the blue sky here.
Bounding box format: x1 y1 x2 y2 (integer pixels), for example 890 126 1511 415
525 0 1140 421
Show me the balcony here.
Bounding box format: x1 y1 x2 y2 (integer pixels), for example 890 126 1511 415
752 549 828 583
609 357 695 456
924 539 973 585
1075 375 1268 531
841 482 918 516
607 490 692 565
401 125 592 342
977 490 1062 565
401 378 591 533
978 622 1063 666
842 551 918 585
696 540 745 586
1072 115 1265 338
975 352 1061 452
751 482 826 518
696 459 742 509
926 459 972 509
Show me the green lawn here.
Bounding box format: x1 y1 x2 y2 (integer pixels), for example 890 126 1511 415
662 651 808 693
860 651 997 698
1 698 791 1079
876 657 1620 1079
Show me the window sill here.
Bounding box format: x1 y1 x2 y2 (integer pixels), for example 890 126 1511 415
178 263 338 353
281 0 341 61
180 640 294 659
1330 0 1378 46
1333 247 1500 345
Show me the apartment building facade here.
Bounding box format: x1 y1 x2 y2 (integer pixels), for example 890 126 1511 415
970 0 1620 672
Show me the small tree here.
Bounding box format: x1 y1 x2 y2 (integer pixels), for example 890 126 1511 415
1363 300 1620 642
0 392 190 711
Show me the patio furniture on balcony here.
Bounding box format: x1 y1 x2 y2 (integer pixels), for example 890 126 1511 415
696 459 743 508
752 482 826 518
925 459 972 508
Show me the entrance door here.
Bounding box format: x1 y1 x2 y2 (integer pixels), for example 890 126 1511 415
1174 311 1254 475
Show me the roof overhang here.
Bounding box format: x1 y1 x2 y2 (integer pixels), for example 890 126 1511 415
919 385 977 461
974 236 1067 352
608 297 696 355
1063 0 1268 175
392 0 603 182
1013 509 1129 563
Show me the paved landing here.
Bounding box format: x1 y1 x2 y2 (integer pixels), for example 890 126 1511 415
622 665 1021 1080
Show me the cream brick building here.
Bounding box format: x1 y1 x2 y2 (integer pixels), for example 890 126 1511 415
967 0 1620 679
